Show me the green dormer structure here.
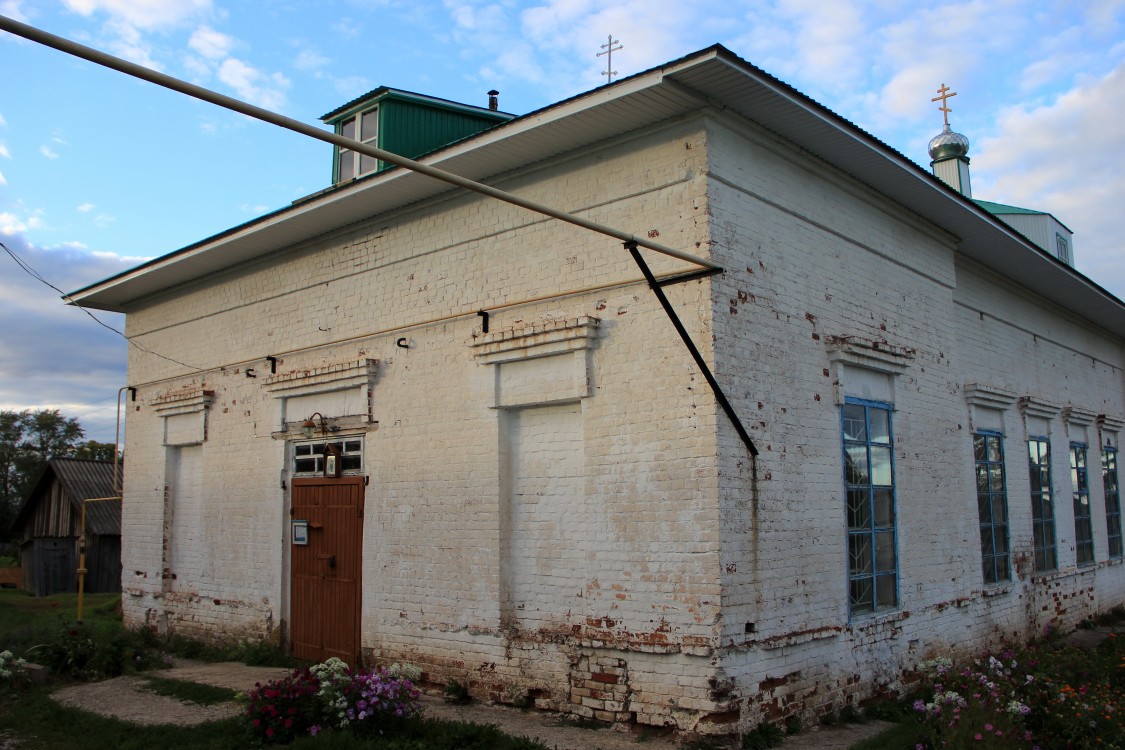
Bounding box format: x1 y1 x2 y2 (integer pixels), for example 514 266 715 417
322 88 513 184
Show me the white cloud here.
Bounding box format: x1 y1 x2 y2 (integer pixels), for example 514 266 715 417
330 75 373 97
0 143 9 159
77 203 96 213
331 17 362 39
294 48 330 72
63 0 212 31
0 113 7 127
0 231 133 439
189 25 234 60
0 1 28 22
0 169 6 187
978 59 1125 295
93 214 116 229
61 0 215 72
774 0 865 87
0 210 44 234
101 17 165 70
440 0 728 99
39 145 59 159
217 58 290 110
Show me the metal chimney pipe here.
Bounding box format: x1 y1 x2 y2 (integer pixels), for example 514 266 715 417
487 89 499 111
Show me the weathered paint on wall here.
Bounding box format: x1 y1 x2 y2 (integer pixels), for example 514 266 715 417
116 107 1125 733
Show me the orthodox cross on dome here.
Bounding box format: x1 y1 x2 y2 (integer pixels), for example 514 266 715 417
931 83 957 127
598 35 623 83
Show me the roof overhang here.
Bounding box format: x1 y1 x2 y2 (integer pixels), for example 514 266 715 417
69 46 1125 336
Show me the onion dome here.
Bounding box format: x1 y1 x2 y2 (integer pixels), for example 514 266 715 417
928 124 970 161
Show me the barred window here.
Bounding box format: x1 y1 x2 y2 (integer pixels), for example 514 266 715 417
1071 443 1095 567
1104 446 1122 559
974 432 1010 583
843 399 897 616
1028 437 1057 572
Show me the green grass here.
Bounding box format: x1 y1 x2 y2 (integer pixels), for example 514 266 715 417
288 718 550 749
0 589 549 749
0 686 245 750
0 685 551 750
846 720 921 750
141 675 238 705
0 590 121 646
0 588 291 669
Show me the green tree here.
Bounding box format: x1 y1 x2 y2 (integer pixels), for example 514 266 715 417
0 409 87 539
73 440 118 462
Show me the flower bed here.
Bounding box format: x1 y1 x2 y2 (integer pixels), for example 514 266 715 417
246 658 421 744
910 632 1124 749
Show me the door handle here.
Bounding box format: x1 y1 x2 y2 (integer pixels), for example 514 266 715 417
316 554 336 568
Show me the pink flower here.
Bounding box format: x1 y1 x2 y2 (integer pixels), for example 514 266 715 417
974 734 982 741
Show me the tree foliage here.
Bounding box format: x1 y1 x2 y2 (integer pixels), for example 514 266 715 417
0 409 112 539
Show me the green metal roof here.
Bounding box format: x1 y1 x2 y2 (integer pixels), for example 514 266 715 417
321 86 512 124
974 199 1046 216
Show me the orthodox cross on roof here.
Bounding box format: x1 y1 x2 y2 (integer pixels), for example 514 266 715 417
597 35 623 83
931 83 957 127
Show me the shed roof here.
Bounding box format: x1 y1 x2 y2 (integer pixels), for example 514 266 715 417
67 44 1125 335
11 458 120 536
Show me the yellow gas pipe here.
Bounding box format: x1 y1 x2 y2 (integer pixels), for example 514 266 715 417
76 496 122 624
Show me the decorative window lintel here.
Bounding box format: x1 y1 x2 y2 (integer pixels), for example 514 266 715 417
263 359 377 398
1098 414 1125 433
825 336 914 375
471 316 599 365
1019 396 1060 421
964 383 1018 411
1063 406 1098 429
825 336 912 406
152 385 214 417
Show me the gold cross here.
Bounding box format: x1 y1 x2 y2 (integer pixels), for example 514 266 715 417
931 83 957 127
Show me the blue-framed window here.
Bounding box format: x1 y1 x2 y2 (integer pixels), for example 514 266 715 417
1103 446 1122 559
1028 437 1057 572
1070 443 1095 566
974 432 1010 583
842 399 897 616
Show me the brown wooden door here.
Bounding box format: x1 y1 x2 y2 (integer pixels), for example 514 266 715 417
290 476 364 664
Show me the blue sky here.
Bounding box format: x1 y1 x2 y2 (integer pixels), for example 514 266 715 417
1 0 1124 442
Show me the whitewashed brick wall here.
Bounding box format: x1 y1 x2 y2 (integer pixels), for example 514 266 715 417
117 107 1125 734
706 112 1125 729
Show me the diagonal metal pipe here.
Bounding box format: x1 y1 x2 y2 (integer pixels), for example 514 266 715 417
0 14 722 273
626 242 758 457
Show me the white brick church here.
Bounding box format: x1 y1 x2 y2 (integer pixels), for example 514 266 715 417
73 45 1125 732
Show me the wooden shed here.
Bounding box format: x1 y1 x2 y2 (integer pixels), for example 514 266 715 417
11 458 120 596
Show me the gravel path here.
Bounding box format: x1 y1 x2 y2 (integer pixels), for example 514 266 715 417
52 675 243 726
